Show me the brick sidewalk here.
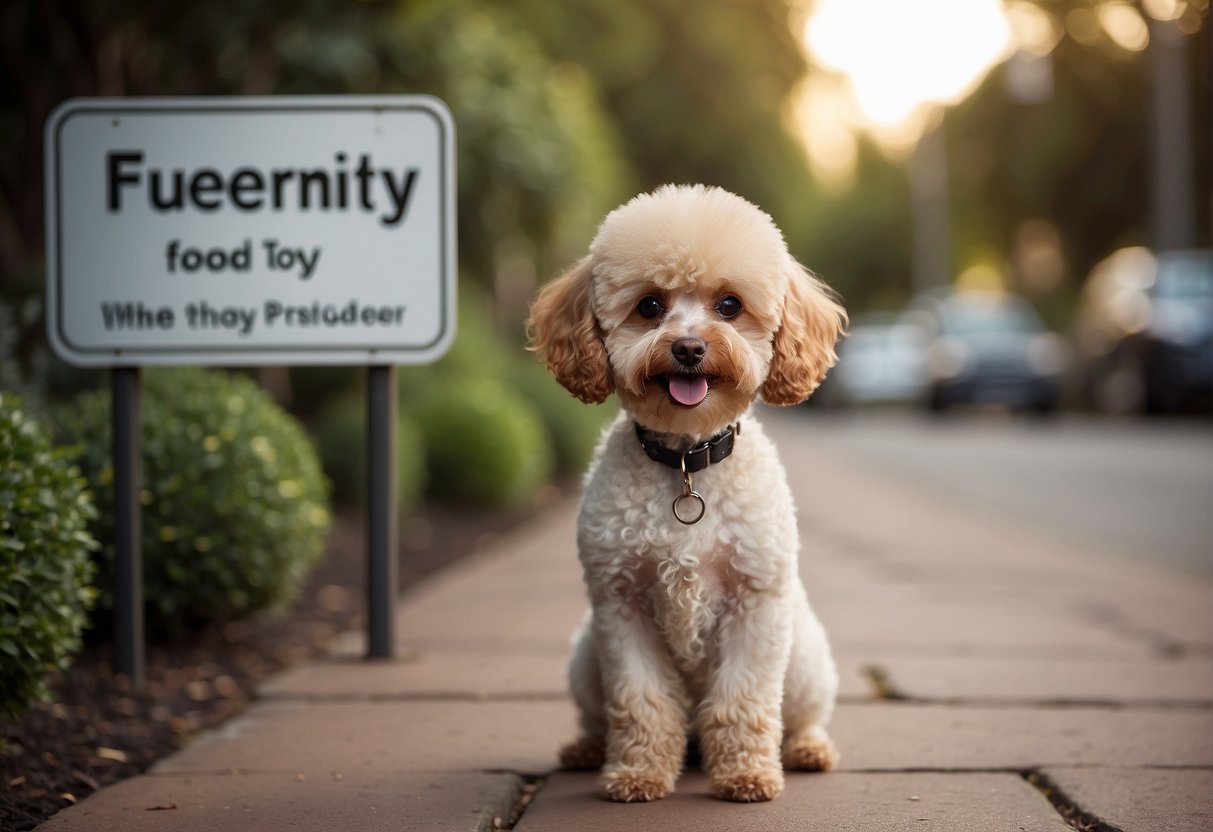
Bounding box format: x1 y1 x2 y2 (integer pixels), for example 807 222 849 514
38 413 1213 831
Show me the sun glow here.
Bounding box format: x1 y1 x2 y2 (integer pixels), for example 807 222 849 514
805 0 1012 127
789 0 1015 187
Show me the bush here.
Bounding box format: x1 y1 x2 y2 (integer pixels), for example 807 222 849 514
0 394 97 718
398 284 612 484
415 378 553 508
54 368 330 628
509 358 615 476
310 394 426 512
396 286 514 406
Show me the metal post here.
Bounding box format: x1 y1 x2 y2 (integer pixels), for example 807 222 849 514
1148 17 1196 252
112 366 144 687
366 364 398 658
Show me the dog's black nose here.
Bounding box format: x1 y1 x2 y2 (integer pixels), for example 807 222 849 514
672 337 706 367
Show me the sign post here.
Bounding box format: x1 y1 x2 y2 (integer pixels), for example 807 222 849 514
366 365 397 658
111 366 143 685
45 96 456 675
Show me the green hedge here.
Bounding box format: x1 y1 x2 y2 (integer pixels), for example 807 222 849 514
54 369 330 628
295 287 614 510
0 394 97 718
509 358 614 475
414 377 553 508
310 395 426 512
401 286 612 500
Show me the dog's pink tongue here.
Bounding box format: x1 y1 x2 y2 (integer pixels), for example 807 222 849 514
668 374 709 406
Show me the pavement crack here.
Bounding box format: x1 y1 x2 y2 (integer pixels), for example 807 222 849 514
482 772 545 831
1022 770 1127 832
1075 601 1193 659
257 690 570 704
844 689 1212 711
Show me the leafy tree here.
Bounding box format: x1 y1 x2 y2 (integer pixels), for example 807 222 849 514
0 0 633 388
946 6 1204 291
516 0 823 253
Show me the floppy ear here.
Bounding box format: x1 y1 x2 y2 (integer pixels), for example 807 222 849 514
760 261 848 406
526 257 614 404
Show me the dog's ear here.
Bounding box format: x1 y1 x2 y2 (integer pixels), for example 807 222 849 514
760 261 847 406
526 257 615 404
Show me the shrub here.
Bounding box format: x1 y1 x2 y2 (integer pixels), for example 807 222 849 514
396 286 514 406
310 394 426 513
54 368 330 628
0 394 97 718
509 358 615 476
414 378 553 508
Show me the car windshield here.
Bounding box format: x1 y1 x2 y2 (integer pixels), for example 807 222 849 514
938 298 1040 336
1152 254 1213 302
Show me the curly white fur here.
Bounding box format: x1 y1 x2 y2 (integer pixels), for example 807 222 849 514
527 184 846 803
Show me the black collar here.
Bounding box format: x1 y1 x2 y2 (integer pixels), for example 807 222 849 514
634 422 738 473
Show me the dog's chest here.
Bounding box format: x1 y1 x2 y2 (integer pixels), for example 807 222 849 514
628 535 748 669
578 415 796 667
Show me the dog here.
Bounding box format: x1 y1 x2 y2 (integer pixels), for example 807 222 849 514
526 184 846 803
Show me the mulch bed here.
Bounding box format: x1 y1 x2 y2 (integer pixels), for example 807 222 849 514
0 495 559 830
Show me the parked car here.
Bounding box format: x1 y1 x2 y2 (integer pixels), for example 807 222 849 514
906 288 1065 414
823 313 929 407
1074 247 1213 415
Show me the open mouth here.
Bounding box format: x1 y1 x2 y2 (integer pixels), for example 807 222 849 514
659 373 712 407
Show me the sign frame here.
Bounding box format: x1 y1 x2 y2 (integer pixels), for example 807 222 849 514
44 95 456 367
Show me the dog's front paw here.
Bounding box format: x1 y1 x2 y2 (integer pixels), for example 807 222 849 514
599 767 675 802
710 769 785 803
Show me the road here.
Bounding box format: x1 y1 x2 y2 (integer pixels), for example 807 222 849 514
764 407 1213 576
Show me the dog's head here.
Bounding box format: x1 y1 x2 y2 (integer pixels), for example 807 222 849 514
527 184 846 439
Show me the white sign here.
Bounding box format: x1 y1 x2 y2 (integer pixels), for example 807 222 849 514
44 96 456 366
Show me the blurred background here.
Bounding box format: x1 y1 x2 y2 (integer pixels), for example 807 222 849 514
2 0 1209 417
2 0 1209 576
0 0 1209 541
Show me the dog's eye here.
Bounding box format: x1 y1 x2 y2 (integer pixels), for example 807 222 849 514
716 295 743 319
637 296 664 319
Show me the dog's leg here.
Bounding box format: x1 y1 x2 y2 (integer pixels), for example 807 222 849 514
697 595 791 802
559 615 607 770
781 588 840 772
594 604 688 802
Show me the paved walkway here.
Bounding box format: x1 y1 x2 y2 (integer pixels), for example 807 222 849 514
39 415 1213 831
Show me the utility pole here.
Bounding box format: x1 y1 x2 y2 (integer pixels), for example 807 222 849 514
1148 17 1196 252
910 116 952 290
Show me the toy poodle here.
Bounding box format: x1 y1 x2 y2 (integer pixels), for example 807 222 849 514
526 184 846 803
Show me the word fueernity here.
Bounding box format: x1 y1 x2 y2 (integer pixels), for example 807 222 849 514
106 151 419 227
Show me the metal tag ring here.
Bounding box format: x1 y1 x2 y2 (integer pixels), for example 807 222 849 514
672 491 706 525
